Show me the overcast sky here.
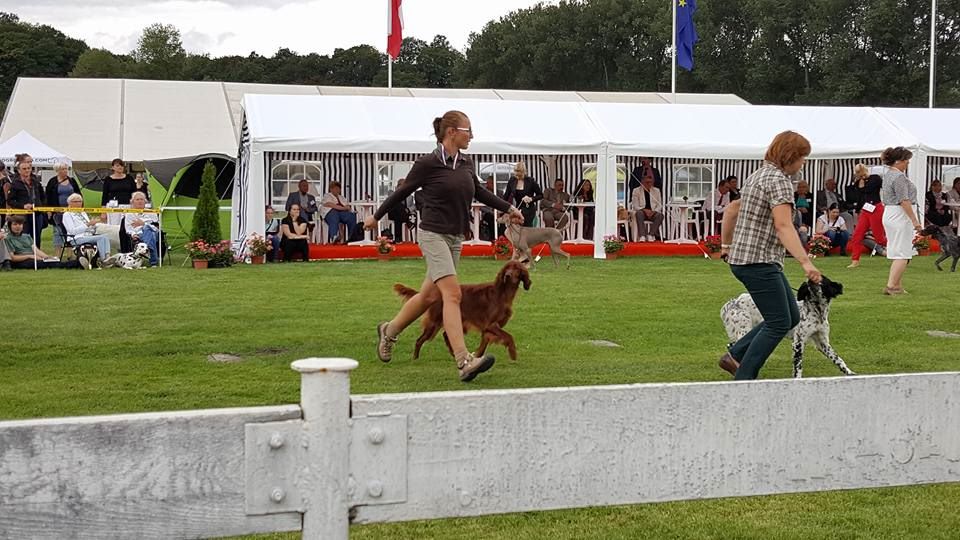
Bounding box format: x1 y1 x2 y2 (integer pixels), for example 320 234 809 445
6 0 555 57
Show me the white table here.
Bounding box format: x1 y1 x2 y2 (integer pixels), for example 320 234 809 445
665 202 701 245
348 202 377 246
568 202 595 244
464 203 494 246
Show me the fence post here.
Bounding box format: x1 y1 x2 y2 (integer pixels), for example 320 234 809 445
291 358 358 540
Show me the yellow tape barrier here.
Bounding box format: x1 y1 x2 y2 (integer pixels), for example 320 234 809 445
32 207 163 214
0 208 35 215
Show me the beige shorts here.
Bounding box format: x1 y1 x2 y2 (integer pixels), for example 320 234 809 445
418 229 463 282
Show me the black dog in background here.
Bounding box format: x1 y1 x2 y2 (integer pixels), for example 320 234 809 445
921 225 960 272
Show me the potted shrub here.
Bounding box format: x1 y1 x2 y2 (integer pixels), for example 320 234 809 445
376 236 395 260
913 234 931 256
603 234 625 260
185 240 215 269
704 234 723 259
807 234 832 258
493 235 512 260
245 233 269 264
209 240 236 268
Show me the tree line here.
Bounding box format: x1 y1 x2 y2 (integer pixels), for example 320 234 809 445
2 0 959 118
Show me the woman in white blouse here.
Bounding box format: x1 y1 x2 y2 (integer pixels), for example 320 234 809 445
61 193 111 259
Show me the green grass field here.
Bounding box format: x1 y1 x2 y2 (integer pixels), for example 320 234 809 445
2 253 958 538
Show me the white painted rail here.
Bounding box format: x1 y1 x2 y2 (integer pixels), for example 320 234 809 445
1 360 959 539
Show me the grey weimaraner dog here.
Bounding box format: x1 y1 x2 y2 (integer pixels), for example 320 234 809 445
498 213 570 269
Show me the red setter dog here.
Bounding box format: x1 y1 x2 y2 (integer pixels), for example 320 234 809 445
393 261 531 361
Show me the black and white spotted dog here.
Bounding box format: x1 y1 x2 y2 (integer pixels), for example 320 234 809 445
720 276 855 378
100 242 150 270
921 224 960 272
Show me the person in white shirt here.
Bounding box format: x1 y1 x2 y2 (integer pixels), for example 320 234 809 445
319 181 357 243
630 175 663 241
816 204 850 256
124 191 160 265
947 177 960 230
702 177 732 234
61 193 111 259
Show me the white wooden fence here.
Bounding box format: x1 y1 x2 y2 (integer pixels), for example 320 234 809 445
1 359 959 539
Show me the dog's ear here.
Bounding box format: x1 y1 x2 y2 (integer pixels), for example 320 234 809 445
823 277 843 298
797 283 811 302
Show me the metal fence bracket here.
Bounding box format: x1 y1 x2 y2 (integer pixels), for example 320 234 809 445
349 414 408 506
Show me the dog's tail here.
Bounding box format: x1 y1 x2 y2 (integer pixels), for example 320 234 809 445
393 283 418 302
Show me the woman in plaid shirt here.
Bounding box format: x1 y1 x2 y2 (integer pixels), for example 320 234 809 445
717 131 822 380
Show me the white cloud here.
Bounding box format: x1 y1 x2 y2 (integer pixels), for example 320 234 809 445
8 0 554 57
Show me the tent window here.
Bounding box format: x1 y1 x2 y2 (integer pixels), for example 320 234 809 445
672 164 714 202
376 161 414 202
270 161 322 209
581 163 627 204
477 163 515 196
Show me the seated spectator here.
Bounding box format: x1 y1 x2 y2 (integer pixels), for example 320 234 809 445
0 161 8 228
62 193 111 263
948 177 960 231
925 180 953 231
478 175 498 241
45 162 82 251
540 178 571 229
285 179 318 229
124 192 161 266
794 180 814 228
0 227 10 270
701 177 732 234
816 204 850 256
3 215 76 269
280 203 310 262
816 177 853 231
319 180 357 243
630 175 663 241
794 208 810 249
726 175 741 201
573 178 595 240
265 205 282 262
386 177 416 242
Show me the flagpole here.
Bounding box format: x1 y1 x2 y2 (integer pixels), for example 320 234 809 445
671 0 677 104
388 57 393 97
929 0 936 108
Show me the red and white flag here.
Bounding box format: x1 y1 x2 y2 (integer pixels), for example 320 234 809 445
387 0 403 60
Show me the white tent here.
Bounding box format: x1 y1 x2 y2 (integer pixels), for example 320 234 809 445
233 94 609 251
875 108 960 189
0 130 72 169
234 95 957 258
582 103 921 246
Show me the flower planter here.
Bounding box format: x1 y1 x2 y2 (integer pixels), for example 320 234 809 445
377 253 392 261
250 255 265 265
192 259 209 269
917 248 930 257
708 251 722 260
495 253 510 260
605 252 619 260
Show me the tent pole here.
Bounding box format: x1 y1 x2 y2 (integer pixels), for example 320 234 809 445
671 0 677 103
33 210 38 271
929 0 937 108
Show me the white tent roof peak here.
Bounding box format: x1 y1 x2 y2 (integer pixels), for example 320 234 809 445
0 130 72 167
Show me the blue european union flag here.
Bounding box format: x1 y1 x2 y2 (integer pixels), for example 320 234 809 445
676 0 698 71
